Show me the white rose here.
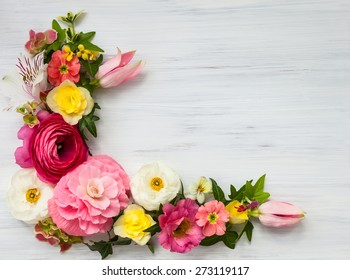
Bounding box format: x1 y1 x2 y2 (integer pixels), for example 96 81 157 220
7 168 54 224
130 162 181 211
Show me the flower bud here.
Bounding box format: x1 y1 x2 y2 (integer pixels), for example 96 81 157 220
258 200 305 228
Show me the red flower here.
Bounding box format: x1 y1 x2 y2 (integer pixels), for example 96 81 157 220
47 50 80 86
31 113 88 185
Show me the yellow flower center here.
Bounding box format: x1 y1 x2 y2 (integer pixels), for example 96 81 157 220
150 177 164 192
208 212 218 224
59 64 69 74
173 219 191 238
25 188 41 204
197 183 205 193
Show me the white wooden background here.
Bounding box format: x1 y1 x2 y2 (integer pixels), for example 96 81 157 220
0 0 349 260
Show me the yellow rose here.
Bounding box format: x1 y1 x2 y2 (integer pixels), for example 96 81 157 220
46 80 94 125
113 204 155 245
226 200 249 224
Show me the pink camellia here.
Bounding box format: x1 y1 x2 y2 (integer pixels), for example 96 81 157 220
95 48 144 88
25 29 57 55
258 200 305 228
47 50 80 86
158 198 204 253
196 200 229 237
31 113 88 185
48 155 130 236
14 110 50 168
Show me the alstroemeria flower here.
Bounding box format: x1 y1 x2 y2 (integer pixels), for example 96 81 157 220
258 200 305 228
226 200 249 224
196 200 229 237
47 50 80 86
95 48 144 88
130 162 181 211
25 29 57 55
186 177 212 204
7 168 53 224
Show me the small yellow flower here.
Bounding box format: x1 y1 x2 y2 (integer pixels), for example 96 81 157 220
77 44 99 61
62 45 74 61
113 204 155 245
226 200 249 224
46 80 94 125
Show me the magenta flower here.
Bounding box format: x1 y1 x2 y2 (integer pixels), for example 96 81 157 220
25 29 57 55
47 50 80 86
196 200 229 237
48 155 130 236
258 200 305 228
95 48 144 88
14 110 50 168
158 198 204 253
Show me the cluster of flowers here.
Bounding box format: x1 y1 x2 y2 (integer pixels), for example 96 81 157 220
4 12 304 259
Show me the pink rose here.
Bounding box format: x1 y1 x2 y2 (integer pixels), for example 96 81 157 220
158 199 204 253
48 155 130 236
14 110 50 168
25 29 57 55
31 113 88 185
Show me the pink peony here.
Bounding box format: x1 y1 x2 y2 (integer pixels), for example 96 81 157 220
48 155 130 236
25 29 57 55
158 198 204 253
47 50 80 86
31 113 88 185
258 200 305 228
95 48 144 88
14 110 50 168
196 200 229 237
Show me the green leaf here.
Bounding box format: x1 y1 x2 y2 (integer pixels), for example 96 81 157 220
211 178 228 204
85 241 113 260
232 185 246 201
228 184 237 200
52 19 66 41
78 31 96 42
144 223 161 234
243 221 254 242
111 238 132 246
254 174 266 193
222 231 238 249
254 192 270 204
80 59 100 77
200 235 222 246
147 242 155 254
82 41 104 52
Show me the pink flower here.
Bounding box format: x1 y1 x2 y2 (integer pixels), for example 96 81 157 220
158 198 204 253
196 200 229 237
31 113 88 185
25 29 57 55
258 200 305 228
48 155 130 236
47 50 80 86
95 48 144 88
14 110 50 168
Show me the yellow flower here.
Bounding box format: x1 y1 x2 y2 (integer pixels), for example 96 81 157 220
77 44 99 61
113 204 155 245
46 80 94 125
226 200 249 224
62 45 74 61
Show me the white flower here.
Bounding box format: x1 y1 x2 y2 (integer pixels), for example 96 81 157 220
130 162 181 211
186 176 212 204
7 168 54 224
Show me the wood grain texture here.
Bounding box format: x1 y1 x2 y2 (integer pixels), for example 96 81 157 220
0 0 349 259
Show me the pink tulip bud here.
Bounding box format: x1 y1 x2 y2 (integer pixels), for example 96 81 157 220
258 200 305 228
95 48 144 88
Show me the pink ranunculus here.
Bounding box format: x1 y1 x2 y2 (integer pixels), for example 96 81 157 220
31 113 88 185
258 200 305 228
95 48 144 88
196 200 230 237
158 198 204 253
14 110 50 168
47 50 80 86
25 29 57 55
48 155 130 236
